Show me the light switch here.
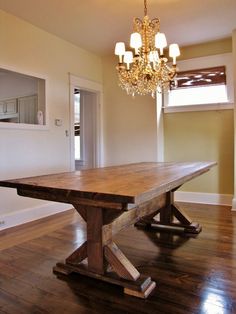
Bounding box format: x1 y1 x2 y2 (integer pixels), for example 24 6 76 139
55 119 62 126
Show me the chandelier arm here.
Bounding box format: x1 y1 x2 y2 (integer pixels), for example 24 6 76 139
133 18 143 32
150 18 160 32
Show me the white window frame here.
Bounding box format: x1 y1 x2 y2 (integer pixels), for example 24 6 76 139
164 53 234 113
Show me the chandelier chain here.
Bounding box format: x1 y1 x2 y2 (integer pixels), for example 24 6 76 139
144 0 147 16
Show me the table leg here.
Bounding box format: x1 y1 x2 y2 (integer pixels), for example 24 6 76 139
135 190 202 234
53 204 156 299
87 207 104 274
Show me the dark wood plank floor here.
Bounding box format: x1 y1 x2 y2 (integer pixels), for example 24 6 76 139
0 203 235 314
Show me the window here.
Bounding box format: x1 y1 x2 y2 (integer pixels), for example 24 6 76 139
164 53 234 112
169 66 228 106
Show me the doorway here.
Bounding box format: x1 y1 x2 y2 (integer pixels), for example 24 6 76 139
74 88 98 170
69 74 103 171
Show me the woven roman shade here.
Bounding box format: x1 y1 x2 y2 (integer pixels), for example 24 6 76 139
173 66 226 89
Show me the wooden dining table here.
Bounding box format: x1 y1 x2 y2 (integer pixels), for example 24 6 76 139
0 161 216 298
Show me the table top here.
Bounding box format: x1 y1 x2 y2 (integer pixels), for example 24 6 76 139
0 162 216 204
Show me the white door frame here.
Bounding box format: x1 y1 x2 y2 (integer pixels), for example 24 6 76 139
69 74 103 171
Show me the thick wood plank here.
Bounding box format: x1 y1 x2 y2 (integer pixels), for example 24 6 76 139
104 242 140 281
72 204 87 221
65 241 87 265
0 162 216 205
86 207 104 274
17 188 128 209
53 262 152 292
124 281 156 299
159 191 173 225
103 193 167 242
172 203 192 225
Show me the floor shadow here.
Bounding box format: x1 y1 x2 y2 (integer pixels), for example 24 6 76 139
55 272 154 314
136 225 197 250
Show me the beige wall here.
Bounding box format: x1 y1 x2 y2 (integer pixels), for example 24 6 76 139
179 37 232 60
164 110 234 194
102 55 158 166
0 10 103 214
164 39 234 195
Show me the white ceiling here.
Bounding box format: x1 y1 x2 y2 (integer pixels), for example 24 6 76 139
0 0 236 56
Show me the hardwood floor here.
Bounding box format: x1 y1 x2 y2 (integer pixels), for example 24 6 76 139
0 203 235 313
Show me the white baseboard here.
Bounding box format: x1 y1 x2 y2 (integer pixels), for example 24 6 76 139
175 191 233 207
0 202 72 231
231 197 236 211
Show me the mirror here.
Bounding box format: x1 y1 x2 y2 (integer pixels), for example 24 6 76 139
0 68 45 125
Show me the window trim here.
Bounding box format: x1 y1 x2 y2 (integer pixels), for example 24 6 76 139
164 102 234 113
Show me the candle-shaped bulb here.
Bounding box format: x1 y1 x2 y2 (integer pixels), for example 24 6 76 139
115 42 126 63
169 43 180 65
155 33 167 56
124 51 133 70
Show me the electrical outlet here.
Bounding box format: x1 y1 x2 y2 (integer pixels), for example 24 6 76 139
0 220 5 225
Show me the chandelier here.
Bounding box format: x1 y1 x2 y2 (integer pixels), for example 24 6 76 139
114 0 180 97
